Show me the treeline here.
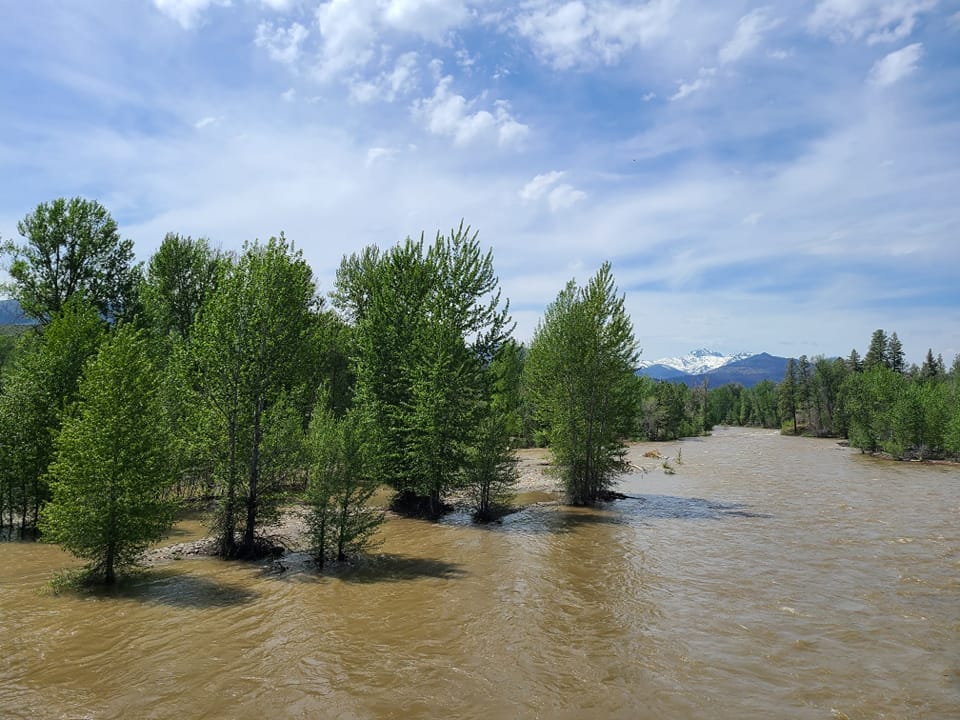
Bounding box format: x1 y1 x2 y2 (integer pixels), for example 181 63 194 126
0 197 642 583
703 329 960 460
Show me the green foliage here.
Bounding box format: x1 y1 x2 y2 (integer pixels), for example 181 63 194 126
140 233 224 339
306 405 383 569
1 198 140 323
525 262 638 505
462 411 519 521
0 299 105 536
334 222 512 514
39 325 174 584
189 236 317 556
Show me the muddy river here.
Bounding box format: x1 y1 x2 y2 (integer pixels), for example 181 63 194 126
1 427 957 719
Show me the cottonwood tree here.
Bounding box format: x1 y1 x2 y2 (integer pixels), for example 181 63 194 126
190 236 316 557
306 405 383 569
524 262 638 505
333 223 512 515
0 298 105 536
461 411 518 522
1 198 140 323
40 325 174 584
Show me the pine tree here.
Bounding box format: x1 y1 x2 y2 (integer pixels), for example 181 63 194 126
886 332 905 374
778 358 799 434
863 329 888 369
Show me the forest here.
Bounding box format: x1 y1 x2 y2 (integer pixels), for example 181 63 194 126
2 197 959 583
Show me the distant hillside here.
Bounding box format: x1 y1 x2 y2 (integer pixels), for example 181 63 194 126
0 299 32 325
681 352 790 388
637 350 791 388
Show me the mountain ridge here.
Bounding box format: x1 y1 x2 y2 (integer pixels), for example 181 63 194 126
636 349 790 388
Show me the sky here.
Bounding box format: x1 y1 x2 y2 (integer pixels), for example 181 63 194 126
1 0 959 364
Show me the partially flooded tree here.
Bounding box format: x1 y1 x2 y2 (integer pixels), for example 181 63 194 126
462 411 518 522
190 236 317 557
334 222 512 515
525 262 638 505
40 326 174 584
0 298 105 537
306 405 383 569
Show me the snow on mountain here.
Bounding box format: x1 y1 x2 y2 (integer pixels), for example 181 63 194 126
637 348 753 375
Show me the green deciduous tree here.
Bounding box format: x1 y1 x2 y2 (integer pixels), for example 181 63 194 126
40 325 174 583
462 411 518 521
0 299 105 537
141 233 224 340
190 236 317 556
1 198 140 323
306 405 383 569
779 358 798 434
334 223 512 515
525 262 638 505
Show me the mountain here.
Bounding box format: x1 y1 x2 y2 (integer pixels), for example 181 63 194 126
636 349 790 388
0 299 33 325
637 348 753 375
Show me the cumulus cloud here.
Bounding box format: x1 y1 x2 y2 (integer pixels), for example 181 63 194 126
869 43 923 86
314 0 380 79
808 0 937 45
350 52 419 103
414 77 529 147
255 21 309 65
382 0 470 39
519 171 585 211
152 0 229 29
514 0 675 70
719 7 783 65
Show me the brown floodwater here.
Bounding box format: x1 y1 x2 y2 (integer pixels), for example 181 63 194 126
2 427 958 719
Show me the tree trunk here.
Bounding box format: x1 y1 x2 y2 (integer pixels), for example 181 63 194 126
243 399 263 552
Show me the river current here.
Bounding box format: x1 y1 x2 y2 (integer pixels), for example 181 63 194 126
1 427 957 719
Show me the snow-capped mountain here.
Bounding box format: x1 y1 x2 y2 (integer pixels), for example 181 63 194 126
637 348 753 375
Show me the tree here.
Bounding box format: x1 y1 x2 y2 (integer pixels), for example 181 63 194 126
333 223 512 515
140 233 223 339
190 236 317 557
846 348 862 373
863 329 888 370
779 358 798 434
0 298 105 536
462 411 518 521
886 332 905 374
524 262 638 505
39 325 174 583
1 198 140 323
919 349 942 382
306 405 383 569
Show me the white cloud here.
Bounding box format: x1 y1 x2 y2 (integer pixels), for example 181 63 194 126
255 21 309 65
281 88 296 102
414 77 529 147
869 43 923 86
719 7 782 65
382 0 470 39
194 116 218 129
520 171 566 201
515 0 675 70
350 52 419 103
314 0 380 79
519 171 585 211
670 66 716 101
152 0 229 30
365 146 398 167
260 0 295 9
808 0 937 45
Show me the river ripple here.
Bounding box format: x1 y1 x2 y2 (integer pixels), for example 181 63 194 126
1 427 957 719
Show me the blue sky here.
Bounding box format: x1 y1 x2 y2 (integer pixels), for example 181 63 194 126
1 0 959 364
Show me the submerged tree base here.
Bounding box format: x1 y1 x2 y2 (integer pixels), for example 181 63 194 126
390 491 453 519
